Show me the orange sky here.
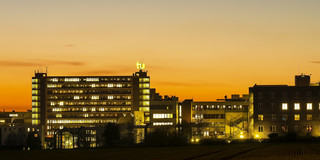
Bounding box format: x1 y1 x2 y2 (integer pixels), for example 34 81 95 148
1 1 320 111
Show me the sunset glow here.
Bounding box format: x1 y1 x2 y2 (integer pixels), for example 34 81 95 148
1 0 320 111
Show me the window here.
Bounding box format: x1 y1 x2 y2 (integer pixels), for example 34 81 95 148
282 125 288 132
294 103 300 110
271 103 275 110
270 92 275 99
270 125 276 132
307 125 312 132
272 114 276 121
258 125 264 132
258 103 263 110
294 125 299 132
258 92 263 99
307 114 313 121
282 92 287 98
282 103 288 110
258 114 263 121
74 96 80 100
294 114 300 121
307 103 313 110
282 114 288 121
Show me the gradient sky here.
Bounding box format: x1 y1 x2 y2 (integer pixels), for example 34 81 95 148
1 0 320 111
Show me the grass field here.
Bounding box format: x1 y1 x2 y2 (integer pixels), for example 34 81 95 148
2 143 320 160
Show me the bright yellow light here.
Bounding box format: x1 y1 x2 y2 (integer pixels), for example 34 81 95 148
240 135 244 139
136 62 146 70
191 139 194 142
195 138 199 142
255 134 259 138
240 132 243 135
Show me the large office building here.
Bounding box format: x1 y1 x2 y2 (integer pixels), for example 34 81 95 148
249 74 320 139
32 63 150 148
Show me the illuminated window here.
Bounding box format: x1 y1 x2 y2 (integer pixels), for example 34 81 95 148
270 125 276 132
282 103 288 110
307 114 312 121
153 122 173 126
258 114 263 121
59 102 64 106
84 114 89 117
56 114 62 118
140 101 150 106
50 102 55 106
92 108 96 112
99 108 105 111
86 78 99 82
74 96 80 100
83 108 87 111
52 78 58 82
107 84 113 87
140 95 150 100
307 125 312 132
32 84 38 89
294 103 300 110
32 120 39 125
139 107 150 112
91 84 96 88
108 95 113 100
116 84 122 87
179 105 182 117
307 103 313 110
139 78 150 82
9 114 18 117
32 79 39 83
92 96 99 100
139 83 150 88
294 114 300 121
64 78 80 82
32 96 39 101
153 113 173 119
32 114 39 118
258 125 264 132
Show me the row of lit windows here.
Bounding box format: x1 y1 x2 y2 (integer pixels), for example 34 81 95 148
47 83 130 88
50 101 132 106
258 114 314 121
153 122 173 126
139 83 150 89
281 103 316 110
48 95 132 100
52 107 131 112
48 77 132 82
139 78 150 82
153 113 173 119
50 89 131 94
50 113 124 118
193 105 245 110
258 125 313 133
47 119 117 124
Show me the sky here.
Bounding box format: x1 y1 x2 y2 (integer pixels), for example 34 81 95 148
1 0 320 111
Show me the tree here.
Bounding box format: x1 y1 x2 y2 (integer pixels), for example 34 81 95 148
103 123 120 147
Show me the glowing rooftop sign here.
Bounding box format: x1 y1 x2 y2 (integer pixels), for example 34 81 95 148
136 62 145 70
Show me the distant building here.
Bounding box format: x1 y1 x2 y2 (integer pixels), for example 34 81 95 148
32 63 150 148
249 74 320 139
0 111 34 147
180 94 249 142
149 89 179 127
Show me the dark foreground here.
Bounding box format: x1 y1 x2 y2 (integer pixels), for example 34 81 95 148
2 143 320 160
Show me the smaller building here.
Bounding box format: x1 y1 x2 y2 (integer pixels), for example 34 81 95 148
180 94 249 142
149 89 179 128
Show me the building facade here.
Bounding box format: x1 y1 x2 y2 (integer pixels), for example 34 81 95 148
32 68 150 148
249 75 320 139
180 94 249 142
